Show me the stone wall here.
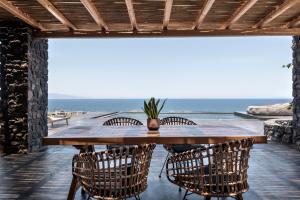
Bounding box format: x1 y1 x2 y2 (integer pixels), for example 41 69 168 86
0 21 48 154
264 119 293 144
28 39 48 152
293 36 300 146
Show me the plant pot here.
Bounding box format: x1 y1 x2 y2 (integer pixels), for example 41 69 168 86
147 119 160 131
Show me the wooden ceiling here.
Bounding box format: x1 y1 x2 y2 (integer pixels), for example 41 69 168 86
0 0 300 38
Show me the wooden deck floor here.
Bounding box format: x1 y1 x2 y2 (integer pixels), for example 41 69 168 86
0 143 300 200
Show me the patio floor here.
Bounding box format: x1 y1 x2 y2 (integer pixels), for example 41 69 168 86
1 142 300 200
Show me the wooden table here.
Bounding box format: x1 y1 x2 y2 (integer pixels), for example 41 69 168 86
44 124 267 145
43 125 267 200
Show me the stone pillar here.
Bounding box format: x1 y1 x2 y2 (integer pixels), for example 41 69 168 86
292 36 300 146
28 38 48 152
0 21 48 154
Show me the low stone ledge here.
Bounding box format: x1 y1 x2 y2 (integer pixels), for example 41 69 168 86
264 119 294 144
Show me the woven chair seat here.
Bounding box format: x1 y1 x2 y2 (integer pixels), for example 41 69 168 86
73 144 156 200
173 166 244 191
167 144 205 154
166 139 254 199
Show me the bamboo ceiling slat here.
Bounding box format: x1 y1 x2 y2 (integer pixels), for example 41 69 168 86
0 0 45 30
193 0 216 30
0 7 14 21
220 0 258 30
50 0 97 30
0 0 299 37
125 0 138 30
93 0 131 31
134 0 165 31
37 0 77 31
284 15 300 28
80 0 108 31
168 0 206 30
271 2 300 27
231 0 284 29
8 0 60 24
204 0 242 28
253 0 299 28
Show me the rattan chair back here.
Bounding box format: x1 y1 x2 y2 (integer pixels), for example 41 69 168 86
160 116 196 125
160 116 197 153
103 117 143 126
166 138 254 198
73 144 156 200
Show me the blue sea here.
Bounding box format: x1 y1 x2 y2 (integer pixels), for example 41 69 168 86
48 99 291 120
48 99 290 113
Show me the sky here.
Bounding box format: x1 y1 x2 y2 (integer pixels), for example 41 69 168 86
49 36 293 99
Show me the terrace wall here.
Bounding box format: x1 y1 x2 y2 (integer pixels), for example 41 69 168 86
293 36 300 146
0 21 48 154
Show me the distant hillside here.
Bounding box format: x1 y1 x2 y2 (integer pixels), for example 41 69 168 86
48 93 87 99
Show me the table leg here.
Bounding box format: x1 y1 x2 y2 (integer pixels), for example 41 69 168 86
67 176 78 200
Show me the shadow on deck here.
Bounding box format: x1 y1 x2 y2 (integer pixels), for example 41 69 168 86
0 143 300 200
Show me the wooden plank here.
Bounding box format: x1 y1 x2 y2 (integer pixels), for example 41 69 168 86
43 125 267 145
220 0 258 29
193 0 216 30
163 0 173 30
35 27 300 38
125 0 138 31
0 0 44 30
80 0 108 31
253 0 298 28
44 135 267 145
37 0 77 30
283 15 300 28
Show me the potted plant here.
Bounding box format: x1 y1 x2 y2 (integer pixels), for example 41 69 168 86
142 97 166 131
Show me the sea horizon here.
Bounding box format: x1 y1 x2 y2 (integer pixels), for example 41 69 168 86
48 98 291 113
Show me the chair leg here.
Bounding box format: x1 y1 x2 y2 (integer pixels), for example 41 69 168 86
182 190 188 200
81 188 86 195
178 187 182 192
159 153 169 178
235 194 243 200
135 194 141 200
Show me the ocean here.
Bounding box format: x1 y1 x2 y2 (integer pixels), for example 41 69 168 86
48 99 291 120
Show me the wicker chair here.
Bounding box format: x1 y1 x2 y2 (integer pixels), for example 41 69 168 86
103 117 143 126
166 138 254 200
159 116 203 178
72 144 156 200
160 116 197 126
103 117 143 150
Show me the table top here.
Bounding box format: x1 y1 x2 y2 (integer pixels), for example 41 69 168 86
43 125 267 145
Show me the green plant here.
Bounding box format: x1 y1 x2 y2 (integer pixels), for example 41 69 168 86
142 97 166 119
282 63 293 69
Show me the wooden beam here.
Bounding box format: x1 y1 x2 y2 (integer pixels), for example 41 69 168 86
163 0 173 30
34 27 300 38
0 0 45 30
80 0 108 31
220 0 258 29
125 0 138 31
193 0 216 30
283 15 300 28
253 0 298 28
37 0 77 30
